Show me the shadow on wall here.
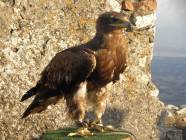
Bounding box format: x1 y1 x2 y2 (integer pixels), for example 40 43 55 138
85 107 128 128
103 107 128 128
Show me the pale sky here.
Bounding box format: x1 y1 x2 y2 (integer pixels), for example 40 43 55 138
154 0 186 57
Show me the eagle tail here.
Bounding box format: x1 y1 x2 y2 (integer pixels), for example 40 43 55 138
21 88 61 119
21 98 39 118
20 84 40 102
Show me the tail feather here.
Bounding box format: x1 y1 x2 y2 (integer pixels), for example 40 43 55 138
21 88 62 119
21 99 39 118
21 94 47 119
20 84 40 102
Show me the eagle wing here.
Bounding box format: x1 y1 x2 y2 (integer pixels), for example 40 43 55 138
21 47 96 118
41 48 96 91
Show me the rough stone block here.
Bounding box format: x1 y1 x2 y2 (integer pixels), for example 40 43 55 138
160 128 183 140
122 0 157 12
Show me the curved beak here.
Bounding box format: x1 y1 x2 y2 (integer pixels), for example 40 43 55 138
124 21 133 32
109 18 133 32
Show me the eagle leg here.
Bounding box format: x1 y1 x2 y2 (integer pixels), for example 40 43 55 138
69 82 87 127
72 100 87 128
94 103 105 125
83 98 107 132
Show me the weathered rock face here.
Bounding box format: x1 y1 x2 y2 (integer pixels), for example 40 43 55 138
122 0 157 12
159 105 186 140
0 0 163 139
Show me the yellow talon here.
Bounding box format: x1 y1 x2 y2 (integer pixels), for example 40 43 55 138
68 127 93 137
89 123 115 132
104 125 115 131
67 132 78 137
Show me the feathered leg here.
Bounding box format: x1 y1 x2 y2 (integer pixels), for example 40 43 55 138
94 99 106 124
66 82 87 126
93 88 107 124
86 88 110 132
74 98 86 126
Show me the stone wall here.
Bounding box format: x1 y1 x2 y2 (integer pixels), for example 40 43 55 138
0 0 164 139
159 105 186 140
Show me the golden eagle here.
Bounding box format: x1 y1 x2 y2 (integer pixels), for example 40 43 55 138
21 12 132 126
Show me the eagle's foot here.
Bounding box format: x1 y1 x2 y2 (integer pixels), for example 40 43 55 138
88 121 115 132
68 127 93 137
75 120 89 128
68 120 94 137
89 122 105 132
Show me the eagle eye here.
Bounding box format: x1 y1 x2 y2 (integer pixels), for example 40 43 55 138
111 17 118 22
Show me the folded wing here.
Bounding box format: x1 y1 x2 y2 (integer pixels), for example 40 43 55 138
21 47 96 118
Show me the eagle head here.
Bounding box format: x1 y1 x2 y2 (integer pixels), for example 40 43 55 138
96 12 133 33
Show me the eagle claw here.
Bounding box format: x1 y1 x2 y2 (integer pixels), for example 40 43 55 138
76 120 89 128
88 121 114 132
68 127 93 137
